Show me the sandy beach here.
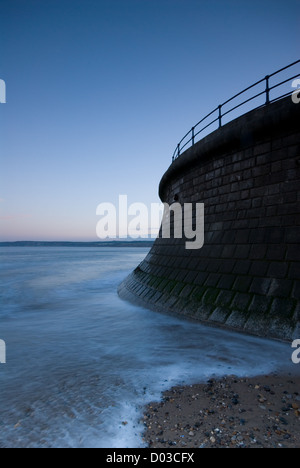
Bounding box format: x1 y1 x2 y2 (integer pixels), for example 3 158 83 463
143 374 300 448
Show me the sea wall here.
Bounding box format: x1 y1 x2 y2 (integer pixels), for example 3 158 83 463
119 96 300 341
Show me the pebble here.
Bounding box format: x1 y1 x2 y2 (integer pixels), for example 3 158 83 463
143 375 300 449
279 417 288 426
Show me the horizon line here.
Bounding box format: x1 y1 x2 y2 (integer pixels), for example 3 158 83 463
0 239 155 245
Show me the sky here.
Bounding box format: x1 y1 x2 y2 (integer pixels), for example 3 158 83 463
0 0 299 241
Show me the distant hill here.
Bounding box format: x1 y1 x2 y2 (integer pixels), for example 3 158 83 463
0 240 155 248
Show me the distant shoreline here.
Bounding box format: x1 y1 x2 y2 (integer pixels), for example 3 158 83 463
0 241 155 248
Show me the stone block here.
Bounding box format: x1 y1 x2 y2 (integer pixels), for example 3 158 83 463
232 259 251 275
193 271 209 286
215 290 235 307
180 284 195 298
217 274 236 289
221 245 236 259
269 297 296 319
205 273 222 287
171 282 186 296
248 294 272 314
217 259 236 274
267 317 295 341
226 310 250 330
174 270 190 282
292 322 300 340
266 244 287 261
231 292 252 312
264 227 286 244
249 261 269 277
235 230 250 244
249 277 272 295
289 263 300 280
286 228 300 244
209 307 231 324
202 288 220 305
253 142 271 156
184 270 200 284
278 203 298 216
292 281 300 300
243 313 270 336
164 295 180 308
249 228 266 244
190 286 206 302
267 262 289 279
194 304 215 321
268 278 293 298
249 244 267 260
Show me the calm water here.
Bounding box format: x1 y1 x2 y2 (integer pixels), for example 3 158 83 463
0 247 296 448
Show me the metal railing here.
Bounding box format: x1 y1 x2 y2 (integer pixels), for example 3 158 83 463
172 59 300 162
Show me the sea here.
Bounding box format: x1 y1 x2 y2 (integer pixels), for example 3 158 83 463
0 246 297 448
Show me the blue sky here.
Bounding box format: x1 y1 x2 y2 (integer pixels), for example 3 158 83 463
0 0 299 241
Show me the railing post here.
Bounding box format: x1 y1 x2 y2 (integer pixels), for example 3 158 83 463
265 75 270 104
177 143 180 158
218 105 222 128
192 127 195 146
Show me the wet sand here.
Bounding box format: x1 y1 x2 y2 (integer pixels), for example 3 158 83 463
143 374 300 448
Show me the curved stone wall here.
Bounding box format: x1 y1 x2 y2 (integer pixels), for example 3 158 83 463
119 97 300 342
